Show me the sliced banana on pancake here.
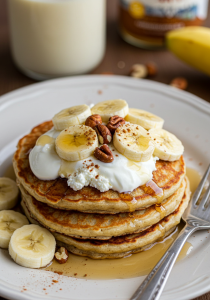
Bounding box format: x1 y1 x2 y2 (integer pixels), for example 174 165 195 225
91 99 129 122
0 178 19 210
149 128 184 161
0 210 29 248
125 108 164 130
9 224 55 268
113 123 154 162
52 104 91 131
55 125 98 161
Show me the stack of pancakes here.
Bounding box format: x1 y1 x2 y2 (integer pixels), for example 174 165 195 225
13 121 190 259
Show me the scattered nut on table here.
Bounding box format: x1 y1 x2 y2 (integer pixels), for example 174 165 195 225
107 115 125 134
170 77 188 90
85 114 102 129
146 62 158 76
54 247 69 264
94 144 114 163
95 124 112 144
129 64 148 78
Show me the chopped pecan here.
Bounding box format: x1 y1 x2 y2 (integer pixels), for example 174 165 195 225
54 247 69 264
170 77 188 90
85 114 102 129
107 115 125 134
146 62 157 76
95 124 112 144
94 144 114 163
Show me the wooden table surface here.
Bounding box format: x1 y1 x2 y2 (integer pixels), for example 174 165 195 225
0 0 210 300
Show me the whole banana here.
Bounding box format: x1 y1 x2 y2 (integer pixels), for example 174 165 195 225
166 26 210 76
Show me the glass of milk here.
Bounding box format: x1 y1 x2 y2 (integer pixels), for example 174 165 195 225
7 0 106 80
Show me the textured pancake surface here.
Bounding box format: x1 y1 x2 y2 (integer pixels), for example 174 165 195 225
22 177 190 258
14 121 186 213
20 177 186 239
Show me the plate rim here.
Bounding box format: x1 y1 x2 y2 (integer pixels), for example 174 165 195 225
0 74 210 300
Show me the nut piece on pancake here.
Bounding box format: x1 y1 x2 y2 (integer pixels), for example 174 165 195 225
107 115 125 134
55 125 98 161
94 144 114 163
95 124 112 144
55 247 69 264
85 114 102 129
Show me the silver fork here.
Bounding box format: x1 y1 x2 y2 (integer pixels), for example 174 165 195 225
131 164 210 300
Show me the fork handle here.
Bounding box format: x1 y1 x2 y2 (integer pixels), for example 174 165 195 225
131 225 196 300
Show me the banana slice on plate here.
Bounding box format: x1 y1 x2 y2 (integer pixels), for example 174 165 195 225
113 123 154 162
56 125 98 161
0 210 29 248
52 104 91 130
9 224 56 268
91 99 129 122
149 128 184 161
0 177 19 210
125 108 164 130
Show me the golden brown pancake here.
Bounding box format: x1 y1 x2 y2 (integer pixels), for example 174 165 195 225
21 177 190 259
20 177 186 239
14 121 186 213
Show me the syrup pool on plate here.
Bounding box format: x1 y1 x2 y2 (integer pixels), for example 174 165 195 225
45 226 192 280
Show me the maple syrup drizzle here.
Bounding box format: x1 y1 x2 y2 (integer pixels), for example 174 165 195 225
125 197 138 212
142 180 164 204
155 204 166 219
36 135 55 146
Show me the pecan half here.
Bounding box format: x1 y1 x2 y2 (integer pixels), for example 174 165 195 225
95 124 112 144
94 144 114 163
107 115 125 134
85 114 102 129
54 247 69 264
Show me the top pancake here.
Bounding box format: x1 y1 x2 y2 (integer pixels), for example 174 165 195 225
13 121 186 213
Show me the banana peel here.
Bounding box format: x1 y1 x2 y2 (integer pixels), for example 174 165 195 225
166 26 210 76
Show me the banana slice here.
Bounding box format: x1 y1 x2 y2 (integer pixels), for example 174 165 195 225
125 108 164 130
9 224 55 268
91 99 129 122
52 104 91 130
55 125 98 161
149 128 184 161
0 210 29 248
113 123 154 162
0 178 19 210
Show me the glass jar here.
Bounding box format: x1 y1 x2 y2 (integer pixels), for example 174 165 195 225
8 0 106 80
119 0 209 49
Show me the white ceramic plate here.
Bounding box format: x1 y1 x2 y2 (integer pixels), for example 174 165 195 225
0 75 210 300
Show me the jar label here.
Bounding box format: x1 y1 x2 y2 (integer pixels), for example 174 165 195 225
120 0 208 19
119 0 208 46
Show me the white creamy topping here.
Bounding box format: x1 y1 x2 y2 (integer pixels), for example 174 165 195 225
29 128 158 193
64 164 111 192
